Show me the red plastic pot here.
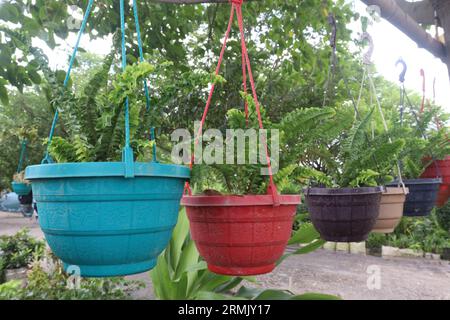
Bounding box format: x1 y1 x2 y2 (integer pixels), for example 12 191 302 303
420 156 450 207
181 194 301 276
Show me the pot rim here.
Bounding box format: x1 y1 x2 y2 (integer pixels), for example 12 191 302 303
181 194 301 206
387 178 442 186
304 186 383 196
383 186 409 195
11 181 31 187
25 162 190 180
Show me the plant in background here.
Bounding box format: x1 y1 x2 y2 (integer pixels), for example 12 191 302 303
0 229 45 283
436 202 450 232
191 104 359 195
151 209 333 300
366 233 387 251
395 107 450 179
190 94 298 196
12 172 30 185
377 212 450 254
286 106 405 189
0 250 144 300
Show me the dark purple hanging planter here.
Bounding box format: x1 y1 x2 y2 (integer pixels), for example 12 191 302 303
305 187 383 242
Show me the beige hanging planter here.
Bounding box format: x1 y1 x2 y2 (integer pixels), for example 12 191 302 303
372 187 408 234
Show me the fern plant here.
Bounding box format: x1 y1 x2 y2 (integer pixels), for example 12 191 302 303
46 54 158 163
288 105 407 188
191 94 315 195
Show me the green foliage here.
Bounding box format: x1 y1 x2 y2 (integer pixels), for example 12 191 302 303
0 252 144 300
151 209 335 300
278 104 406 188
392 106 450 179
342 107 374 162
349 169 380 188
366 233 387 250
436 202 450 232
0 90 52 189
47 60 156 163
0 280 22 299
368 214 450 254
0 229 45 282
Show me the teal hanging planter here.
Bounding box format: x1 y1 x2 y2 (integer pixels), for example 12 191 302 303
25 162 189 277
11 181 32 196
24 0 191 277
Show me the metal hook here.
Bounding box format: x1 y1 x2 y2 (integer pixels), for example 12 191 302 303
328 13 337 49
360 32 374 65
395 58 407 83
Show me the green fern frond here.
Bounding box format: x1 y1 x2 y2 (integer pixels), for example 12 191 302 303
342 106 374 161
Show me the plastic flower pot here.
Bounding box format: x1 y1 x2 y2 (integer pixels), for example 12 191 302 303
20 204 34 218
305 187 383 242
25 162 190 277
372 187 408 234
18 192 33 205
11 181 32 196
388 179 441 217
181 194 301 276
420 156 450 207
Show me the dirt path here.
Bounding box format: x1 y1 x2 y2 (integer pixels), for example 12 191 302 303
1 211 449 300
256 250 450 300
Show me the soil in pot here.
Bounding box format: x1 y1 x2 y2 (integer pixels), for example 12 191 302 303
305 187 383 242
181 193 301 276
388 179 441 217
372 187 407 234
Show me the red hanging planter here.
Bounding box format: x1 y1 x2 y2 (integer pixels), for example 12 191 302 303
182 194 300 275
182 1 300 276
420 156 450 207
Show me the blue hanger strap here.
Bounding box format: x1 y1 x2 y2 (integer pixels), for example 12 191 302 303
120 0 130 148
120 0 135 178
17 139 27 173
132 0 150 110
132 0 157 162
42 0 95 164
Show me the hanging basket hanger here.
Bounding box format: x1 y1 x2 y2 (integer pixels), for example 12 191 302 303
184 0 280 205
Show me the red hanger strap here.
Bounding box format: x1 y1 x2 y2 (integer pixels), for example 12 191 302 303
186 1 280 205
185 5 235 195
235 5 279 202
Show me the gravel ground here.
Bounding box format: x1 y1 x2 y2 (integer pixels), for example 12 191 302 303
1 210 449 300
255 249 450 300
